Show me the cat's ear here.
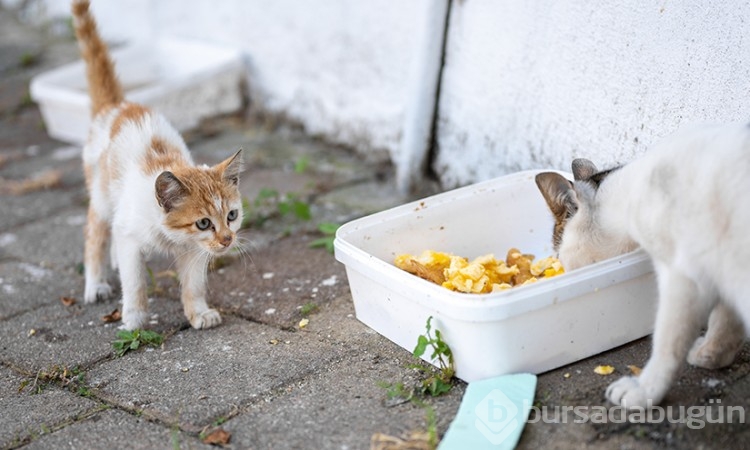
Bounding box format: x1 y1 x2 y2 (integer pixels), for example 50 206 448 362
155 171 188 212
218 149 243 186
535 172 578 220
572 158 598 181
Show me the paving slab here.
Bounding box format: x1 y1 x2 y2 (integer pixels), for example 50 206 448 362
1 207 87 272
86 316 344 432
0 261 81 320
0 297 186 374
210 233 349 330
187 119 375 184
0 187 85 232
0 365 102 449
225 351 465 450
22 408 214 450
521 338 750 449
0 143 84 182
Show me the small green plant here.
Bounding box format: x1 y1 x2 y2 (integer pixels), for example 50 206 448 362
19 52 37 68
294 155 309 173
308 222 339 254
424 404 439 449
299 301 319 316
376 317 455 449
411 316 455 397
171 425 181 450
241 197 252 228
376 382 440 448
377 380 413 403
378 316 455 400
243 189 312 228
112 329 164 357
19 89 34 108
19 365 87 396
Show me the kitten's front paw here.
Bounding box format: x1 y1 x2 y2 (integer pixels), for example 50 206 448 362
189 309 222 330
606 376 658 408
122 309 150 330
84 282 113 304
687 336 740 369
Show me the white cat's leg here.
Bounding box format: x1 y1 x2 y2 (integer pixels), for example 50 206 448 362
687 302 745 369
83 207 113 303
109 233 118 271
606 264 713 408
177 251 222 330
117 237 149 330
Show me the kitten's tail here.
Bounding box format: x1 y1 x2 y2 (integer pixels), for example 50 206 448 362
71 0 124 116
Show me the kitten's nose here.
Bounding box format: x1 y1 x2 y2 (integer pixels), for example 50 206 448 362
220 233 233 247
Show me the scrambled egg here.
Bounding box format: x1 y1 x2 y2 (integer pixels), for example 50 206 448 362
394 248 564 294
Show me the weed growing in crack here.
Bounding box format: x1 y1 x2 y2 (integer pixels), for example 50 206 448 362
308 222 340 254
300 301 319 317
377 316 456 448
112 329 164 357
410 316 455 397
243 189 311 229
18 364 88 397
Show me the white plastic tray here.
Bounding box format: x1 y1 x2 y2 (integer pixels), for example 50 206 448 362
30 37 244 144
334 170 657 382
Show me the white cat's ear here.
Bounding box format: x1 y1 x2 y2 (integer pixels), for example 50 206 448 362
572 159 598 181
535 172 578 219
155 171 188 212
219 149 243 185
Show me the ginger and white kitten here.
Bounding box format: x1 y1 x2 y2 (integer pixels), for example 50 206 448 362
72 0 243 330
536 124 749 408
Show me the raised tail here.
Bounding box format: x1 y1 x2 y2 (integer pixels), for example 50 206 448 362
71 0 124 116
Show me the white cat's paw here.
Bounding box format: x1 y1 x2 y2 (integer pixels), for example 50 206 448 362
84 282 113 304
121 309 150 330
606 376 657 408
687 336 738 369
189 309 222 330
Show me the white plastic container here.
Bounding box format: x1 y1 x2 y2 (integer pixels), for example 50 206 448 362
334 170 657 382
30 37 244 144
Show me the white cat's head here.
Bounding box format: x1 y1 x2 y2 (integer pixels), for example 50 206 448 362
535 159 636 270
154 149 244 255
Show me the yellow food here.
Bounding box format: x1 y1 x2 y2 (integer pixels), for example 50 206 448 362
594 365 615 375
394 248 564 294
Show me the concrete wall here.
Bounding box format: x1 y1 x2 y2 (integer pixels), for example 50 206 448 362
11 0 750 188
434 0 750 187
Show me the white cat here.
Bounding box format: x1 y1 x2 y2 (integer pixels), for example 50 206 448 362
535 124 749 408
72 0 243 330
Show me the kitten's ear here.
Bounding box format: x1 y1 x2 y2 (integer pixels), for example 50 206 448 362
572 158 598 181
219 149 243 185
535 172 578 220
155 171 188 212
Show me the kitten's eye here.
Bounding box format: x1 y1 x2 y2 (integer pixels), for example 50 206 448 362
227 209 238 222
196 218 212 230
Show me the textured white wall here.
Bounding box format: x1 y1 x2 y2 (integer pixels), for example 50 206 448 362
16 0 427 161
156 0 428 160
434 0 750 187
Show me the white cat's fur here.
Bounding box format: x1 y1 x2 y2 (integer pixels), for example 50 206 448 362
536 123 750 407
